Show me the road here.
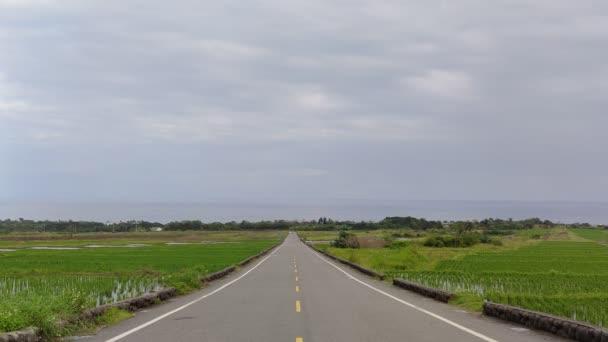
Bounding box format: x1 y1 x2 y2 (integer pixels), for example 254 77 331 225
86 232 564 342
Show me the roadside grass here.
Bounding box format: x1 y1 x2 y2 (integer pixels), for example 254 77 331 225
313 229 608 327
0 233 281 335
95 308 133 327
316 242 503 272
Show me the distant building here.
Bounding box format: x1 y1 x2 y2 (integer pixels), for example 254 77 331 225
151 227 163 232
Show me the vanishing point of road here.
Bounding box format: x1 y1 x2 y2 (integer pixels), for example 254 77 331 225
87 232 565 342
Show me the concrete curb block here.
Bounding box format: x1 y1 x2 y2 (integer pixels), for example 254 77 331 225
1 241 282 341
79 288 177 321
483 301 608 342
201 266 237 283
302 239 386 280
0 328 39 342
392 278 455 303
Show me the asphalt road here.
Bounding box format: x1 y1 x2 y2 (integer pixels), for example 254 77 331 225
85 232 565 342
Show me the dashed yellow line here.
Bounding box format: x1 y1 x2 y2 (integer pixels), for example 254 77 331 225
296 338 303 342
295 285 300 292
295 276 298 282
296 300 301 312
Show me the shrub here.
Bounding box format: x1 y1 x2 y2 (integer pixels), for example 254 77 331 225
332 231 360 248
423 233 488 248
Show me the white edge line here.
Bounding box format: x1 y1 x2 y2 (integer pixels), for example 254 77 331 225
104 244 282 342
307 247 500 342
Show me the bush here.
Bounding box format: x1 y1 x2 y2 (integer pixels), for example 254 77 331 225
331 231 360 248
423 233 492 248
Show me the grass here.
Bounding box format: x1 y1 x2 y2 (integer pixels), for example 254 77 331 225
0 231 281 335
313 228 608 327
570 228 608 244
96 308 133 327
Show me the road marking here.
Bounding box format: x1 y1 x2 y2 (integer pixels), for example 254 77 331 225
296 300 301 312
309 249 500 342
296 285 300 292
296 338 303 342
295 276 298 282
104 244 282 342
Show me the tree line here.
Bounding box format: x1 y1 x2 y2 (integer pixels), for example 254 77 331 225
0 216 604 233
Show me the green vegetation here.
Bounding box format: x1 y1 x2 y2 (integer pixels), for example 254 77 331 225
423 232 501 248
96 308 133 327
0 231 280 335
312 228 608 327
570 228 608 243
331 231 359 248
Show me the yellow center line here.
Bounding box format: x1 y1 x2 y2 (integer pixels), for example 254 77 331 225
295 285 300 292
296 338 303 342
295 276 298 282
296 300 301 312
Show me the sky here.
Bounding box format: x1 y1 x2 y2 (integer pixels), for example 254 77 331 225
1 0 607 203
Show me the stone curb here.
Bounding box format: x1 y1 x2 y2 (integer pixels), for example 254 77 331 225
392 278 455 302
301 238 386 280
483 301 608 342
201 266 237 283
79 288 177 322
0 328 39 342
0 242 282 341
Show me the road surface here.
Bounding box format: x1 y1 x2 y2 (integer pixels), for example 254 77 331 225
86 232 564 342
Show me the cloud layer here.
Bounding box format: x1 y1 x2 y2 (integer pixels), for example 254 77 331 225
1 0 607 202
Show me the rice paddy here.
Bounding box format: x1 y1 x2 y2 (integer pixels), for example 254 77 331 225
0 231 281 334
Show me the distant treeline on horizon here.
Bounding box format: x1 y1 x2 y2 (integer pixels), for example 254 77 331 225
0 216 605 233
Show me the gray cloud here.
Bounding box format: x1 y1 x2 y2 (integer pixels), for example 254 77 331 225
1 0 607 202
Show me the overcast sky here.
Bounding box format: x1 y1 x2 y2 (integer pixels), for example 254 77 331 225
1 0 607 203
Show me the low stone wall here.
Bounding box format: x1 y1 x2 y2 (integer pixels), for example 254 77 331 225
201 266 237 283
0 328 39 342
80 288 177 321
483 301 608 342
303 241 386 280
392 278 454 303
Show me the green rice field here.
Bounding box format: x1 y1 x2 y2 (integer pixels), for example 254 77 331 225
0 231 281 335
